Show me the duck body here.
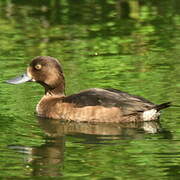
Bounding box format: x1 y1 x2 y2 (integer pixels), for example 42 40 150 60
36 87 169 122
7 56 170 123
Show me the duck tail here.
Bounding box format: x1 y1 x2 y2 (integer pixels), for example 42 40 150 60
154 102 171 111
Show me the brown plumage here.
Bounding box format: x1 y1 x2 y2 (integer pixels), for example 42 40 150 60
7 56 171 122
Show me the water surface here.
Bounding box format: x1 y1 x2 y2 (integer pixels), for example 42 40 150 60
0 0 179 179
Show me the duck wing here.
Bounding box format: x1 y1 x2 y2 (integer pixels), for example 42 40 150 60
62 88 155 115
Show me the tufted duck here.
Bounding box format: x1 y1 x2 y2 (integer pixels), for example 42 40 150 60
7 56 171 122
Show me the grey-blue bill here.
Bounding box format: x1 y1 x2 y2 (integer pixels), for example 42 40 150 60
6 73 32 84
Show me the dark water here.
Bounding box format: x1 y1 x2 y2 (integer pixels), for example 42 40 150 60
0 0 180 179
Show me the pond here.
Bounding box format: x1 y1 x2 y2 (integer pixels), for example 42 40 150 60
0 0 180 179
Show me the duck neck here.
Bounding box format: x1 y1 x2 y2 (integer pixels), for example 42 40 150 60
42 81 65 97
45 86 65 97
39 72 66 97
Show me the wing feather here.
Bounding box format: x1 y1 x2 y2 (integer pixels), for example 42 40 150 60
62 88 154 115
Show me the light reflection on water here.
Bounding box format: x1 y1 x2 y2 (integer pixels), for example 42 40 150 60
5 117 176 178
7 119 169 178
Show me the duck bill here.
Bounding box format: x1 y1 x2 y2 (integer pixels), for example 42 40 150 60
6 73 32 84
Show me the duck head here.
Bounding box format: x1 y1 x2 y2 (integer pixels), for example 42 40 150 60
7 56 65 95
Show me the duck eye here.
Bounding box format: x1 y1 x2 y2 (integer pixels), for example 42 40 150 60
35 64 42 70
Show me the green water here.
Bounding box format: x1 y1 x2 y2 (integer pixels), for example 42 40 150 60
0 0 180 179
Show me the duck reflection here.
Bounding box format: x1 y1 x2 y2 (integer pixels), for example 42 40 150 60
31 137 64 177
29 118 162 177
9 119 163 178
38 117 162 137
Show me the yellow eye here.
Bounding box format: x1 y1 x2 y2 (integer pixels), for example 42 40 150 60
35 64 42 70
